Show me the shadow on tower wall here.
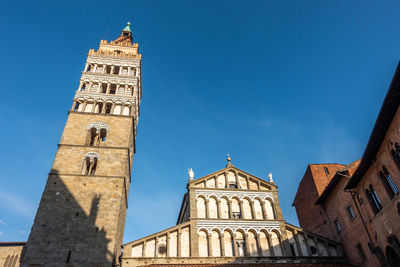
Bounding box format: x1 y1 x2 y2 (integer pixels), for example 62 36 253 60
21 169 114 266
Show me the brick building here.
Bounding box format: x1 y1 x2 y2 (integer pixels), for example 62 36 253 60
293 64 400 267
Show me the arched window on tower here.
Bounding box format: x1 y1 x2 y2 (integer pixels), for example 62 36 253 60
379 166 399 199
365 185 382 215
99 128 107 142
87 127 98 146
83 152 99 176
86 123 108 146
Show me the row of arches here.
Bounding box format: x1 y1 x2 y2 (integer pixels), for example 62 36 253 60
197 228 337 258
196 196 276 220
72 99 133 116
79 81 136 97
198 228 283 257
84 62 139 77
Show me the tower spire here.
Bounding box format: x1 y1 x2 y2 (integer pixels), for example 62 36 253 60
122 21 131 33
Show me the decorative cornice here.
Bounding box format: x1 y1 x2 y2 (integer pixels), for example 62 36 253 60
194 189 274 202
87 55 140 67
81 72 138 85
74 91 136 105
196 220 281 234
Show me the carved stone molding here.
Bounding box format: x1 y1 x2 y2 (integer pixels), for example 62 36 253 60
74 91 136 105
83 152 100 160
87 55 140 67
87 121 109 131
194 189 274 202
81 73 138 85
196 220 281 234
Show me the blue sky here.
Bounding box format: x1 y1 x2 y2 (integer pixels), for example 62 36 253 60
1 0 400 243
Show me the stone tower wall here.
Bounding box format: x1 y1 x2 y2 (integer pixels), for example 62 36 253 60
21 24 140 267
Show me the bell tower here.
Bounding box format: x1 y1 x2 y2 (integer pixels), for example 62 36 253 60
21 22 141 266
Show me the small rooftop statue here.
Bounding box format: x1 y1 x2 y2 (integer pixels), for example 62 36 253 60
188 168 194 180
268 172 274 183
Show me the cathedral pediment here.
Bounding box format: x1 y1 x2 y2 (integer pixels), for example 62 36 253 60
189 165 277 191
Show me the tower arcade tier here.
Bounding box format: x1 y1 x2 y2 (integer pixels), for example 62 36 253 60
21 23 142 266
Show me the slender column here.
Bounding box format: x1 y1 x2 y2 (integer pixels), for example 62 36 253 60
106 83 111 94
206 199 210 218
244 233 250 256
97 82 102 93
233 232 238 256
239 200 244 219
93 64 97 73
234 171 239 188
207 233 212 256
127 66 131 76
261 201 267 219
91 101 97 113
256 233 263 256
78 81 83 91
81 101 87 113
217 199 222 219
84 63 89 72
166 232 170 257
250 200 256 219
221 233 226 256
268 233 275 256
304 235 312 256
124 85 128 95
293 230 303 256
88 82 93 92
224 172 228 189
154 236 159 257
111 65 115 74
228 200 233 219
120 104 125 115
257 180 261 190
101 103 107 114
177 228 181 257
102 64 106 74
142 240 147 257
119 66 122 75
245 177 250 189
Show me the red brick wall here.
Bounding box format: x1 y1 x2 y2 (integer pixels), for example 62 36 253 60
293 164 344 239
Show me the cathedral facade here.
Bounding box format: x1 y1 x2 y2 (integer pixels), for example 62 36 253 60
121 159 347 266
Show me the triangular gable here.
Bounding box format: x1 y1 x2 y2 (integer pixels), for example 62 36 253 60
189 165 276 189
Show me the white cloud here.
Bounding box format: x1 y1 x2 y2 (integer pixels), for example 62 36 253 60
0 219 6 225
18 230 26 234
0 232 3 236
0 188 35 218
